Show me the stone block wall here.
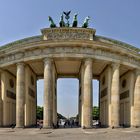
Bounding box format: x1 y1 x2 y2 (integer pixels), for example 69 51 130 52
1 71 16 126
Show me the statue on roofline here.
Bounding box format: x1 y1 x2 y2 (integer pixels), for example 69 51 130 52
48 16 57 28
48 11 92 28
63 11 71 27
59 14 65 27
82 16 90 28
72 13 78 27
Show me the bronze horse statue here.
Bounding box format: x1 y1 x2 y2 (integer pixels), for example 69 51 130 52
48 16 56 28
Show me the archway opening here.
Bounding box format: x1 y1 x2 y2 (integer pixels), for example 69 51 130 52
36 78 99 128
57 78 79 128
37 79 44 124
92 80 99 126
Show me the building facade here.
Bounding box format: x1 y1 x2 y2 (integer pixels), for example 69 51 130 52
0 27 140 128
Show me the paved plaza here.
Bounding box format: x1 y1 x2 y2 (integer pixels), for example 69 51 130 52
0 128 140 140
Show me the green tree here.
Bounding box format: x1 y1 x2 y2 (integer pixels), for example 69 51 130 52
36 106 66 120
92 106 99 120
36 106 43 120
57 113 66 119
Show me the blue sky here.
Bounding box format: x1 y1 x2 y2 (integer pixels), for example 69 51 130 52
0 0 140 117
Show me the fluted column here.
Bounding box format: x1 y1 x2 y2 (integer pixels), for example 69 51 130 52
130 71 135 127
52 80 57 126
108 66 112 127
16 63 25 128
82 59 93 128
133 70 140 127
78 81 81 126
53 67 57 126
0 70 3 126
43 58 53 128
0 99 2 126
81 63 84 127
111 63 120 127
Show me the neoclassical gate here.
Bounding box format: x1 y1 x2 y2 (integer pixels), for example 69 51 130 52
0 27 140 128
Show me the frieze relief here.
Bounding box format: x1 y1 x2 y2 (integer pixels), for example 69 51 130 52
46 32 90 40
15 52 24 59
0 47 139 67
33 49 42 55
25 51 33 57
42 28 95 41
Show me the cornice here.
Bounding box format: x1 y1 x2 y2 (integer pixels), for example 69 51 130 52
0 29 139 70
0 46 139 69
95 35 140 53
0 35 42 51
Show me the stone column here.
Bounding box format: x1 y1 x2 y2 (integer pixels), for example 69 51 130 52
99 79 101 124
82 59 93 128
130 71 135 127
81 63 84 127
43 58 53 128
78 80 81 126
52 79 57 126
35 76 37 126
0 71 3 126
53 67 57 126
111 63 120 128
108 66 112 127
16 63 25 128
133 70 140 127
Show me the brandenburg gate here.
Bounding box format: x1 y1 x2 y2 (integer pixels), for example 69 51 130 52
0 13 140 129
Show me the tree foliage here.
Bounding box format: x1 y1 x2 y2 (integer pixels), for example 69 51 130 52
92 106 99 120
36 106 66 120
36 105 99 120
36 106 43 120
57 113 66 119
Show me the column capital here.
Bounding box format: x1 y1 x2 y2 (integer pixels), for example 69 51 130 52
111 63 120 70
44 57 53 65
83 58 93 62
16 62 25 67
82 58 93 67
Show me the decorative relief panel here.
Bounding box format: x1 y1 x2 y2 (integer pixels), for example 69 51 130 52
15 53 24 59
120 90 129 100
41 28 95 41
24 51 33 57
33 49 42 55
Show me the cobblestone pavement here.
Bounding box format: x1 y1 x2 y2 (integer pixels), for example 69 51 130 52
0 127 140 140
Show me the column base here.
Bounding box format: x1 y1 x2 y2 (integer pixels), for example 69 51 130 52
43 126 52 129
82 126 92 129
16 126 25 128
131 125 140 128
110 125 120 129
